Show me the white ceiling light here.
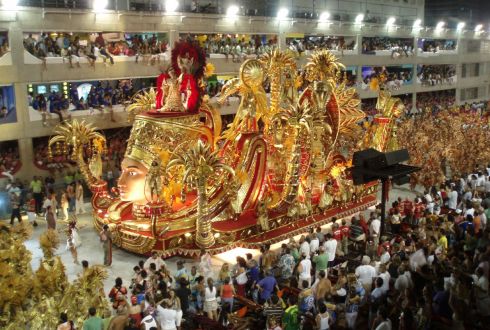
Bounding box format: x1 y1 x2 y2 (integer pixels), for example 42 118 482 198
92 0 108 12
386 17 396 26
2 0 18 9
355 13 364 24
475 24 483 32
436 21 445 31
165 0 179 14
413 19 421 28
226 5 239 18
277 7 289 19
319 11 330 22
456 22 465 31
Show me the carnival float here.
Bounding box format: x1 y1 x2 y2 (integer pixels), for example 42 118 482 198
48 41 403 256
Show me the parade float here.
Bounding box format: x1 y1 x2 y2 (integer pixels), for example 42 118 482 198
48 41 403 256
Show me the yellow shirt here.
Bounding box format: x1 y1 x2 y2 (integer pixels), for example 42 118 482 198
437 236 448 250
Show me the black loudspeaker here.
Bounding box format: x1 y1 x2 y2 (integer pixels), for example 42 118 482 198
366 149 409 170
353 148 381 167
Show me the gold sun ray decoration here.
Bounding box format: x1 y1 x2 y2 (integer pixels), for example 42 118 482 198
48 120 107 188
125 87 157 122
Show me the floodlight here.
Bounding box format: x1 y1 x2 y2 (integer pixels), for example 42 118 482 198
226 5 239 18
386 17 396 26
436 21 445 31
319 11 330 22
457 22 465 31
413 19 421 28
165 0 179 13
475 24 483 32
355 14 364 24
277 7 289 19
92 0 108 12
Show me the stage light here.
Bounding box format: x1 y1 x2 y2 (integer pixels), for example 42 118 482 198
436 21 445 31
413 19 421 28
277 7 289 19
92 0 108 12
226 5 239 18
355 13 364 24
165 0 179 13
475 24 483 32
386 17 396 26
2 0 18 9
457 22 465 31
319 11 330 22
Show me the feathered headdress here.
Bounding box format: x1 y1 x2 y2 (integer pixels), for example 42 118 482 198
171 40 207 80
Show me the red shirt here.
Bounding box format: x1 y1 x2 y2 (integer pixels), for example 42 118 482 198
359 219 369 234
340 225 350 239
333 228 342 241
28 199 36 212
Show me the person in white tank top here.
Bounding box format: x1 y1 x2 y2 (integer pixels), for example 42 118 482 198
203 278 218 321
316 303 331 329
298 254 312 288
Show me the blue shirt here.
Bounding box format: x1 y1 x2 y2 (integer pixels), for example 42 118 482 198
257 276 277 300
249 266 260 283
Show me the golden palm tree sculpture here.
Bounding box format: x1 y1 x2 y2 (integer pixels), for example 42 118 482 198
48 120 106 188
166 140 235 248
125 87 157 122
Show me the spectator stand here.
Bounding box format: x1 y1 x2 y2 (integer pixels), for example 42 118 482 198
0 30 12 65
0 140 21 180
26 77 157 123
361 36 414 58
180 33 278 61
360 65 413 91
0 85 17 124
416 64 457 87
286 34 357 57
418 38 458 56
23 31 169 68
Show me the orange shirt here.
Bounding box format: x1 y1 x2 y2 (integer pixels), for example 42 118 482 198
222 284 234 299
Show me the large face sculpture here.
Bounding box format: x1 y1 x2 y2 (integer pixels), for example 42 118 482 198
118 158 149 205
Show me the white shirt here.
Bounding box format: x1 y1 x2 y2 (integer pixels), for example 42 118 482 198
205 286 217 301
299 258 312 279
380 252 391 265
300 241 311 258
370 219 381 236
141 315 158 330
394 271 412 292
156 305 178 330
379 272 391 293
324 239 337 262
375 319 392 330
485 180 490 193
355 264 377 286
144 256 166 271
448 190 458 209
310 238 320 253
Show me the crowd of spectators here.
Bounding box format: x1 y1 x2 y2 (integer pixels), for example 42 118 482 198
183 34 278 61
287 36 356 56
28 78 155 124
0 142 20 180
417 65 456 86
362 37 414 57
68 167 490 330
23 32 168 69
361 66 413 91
419 39 457 53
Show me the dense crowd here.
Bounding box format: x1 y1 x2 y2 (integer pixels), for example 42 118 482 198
417 65 456 86
23 32 168 69
287 36 356 56
54 167 490 330
0 143 20 180
183 34 278 61
361 37 414 57
420 39 457 53
361 67 413 91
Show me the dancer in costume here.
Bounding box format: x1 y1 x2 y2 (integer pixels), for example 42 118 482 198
100 224 112 266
